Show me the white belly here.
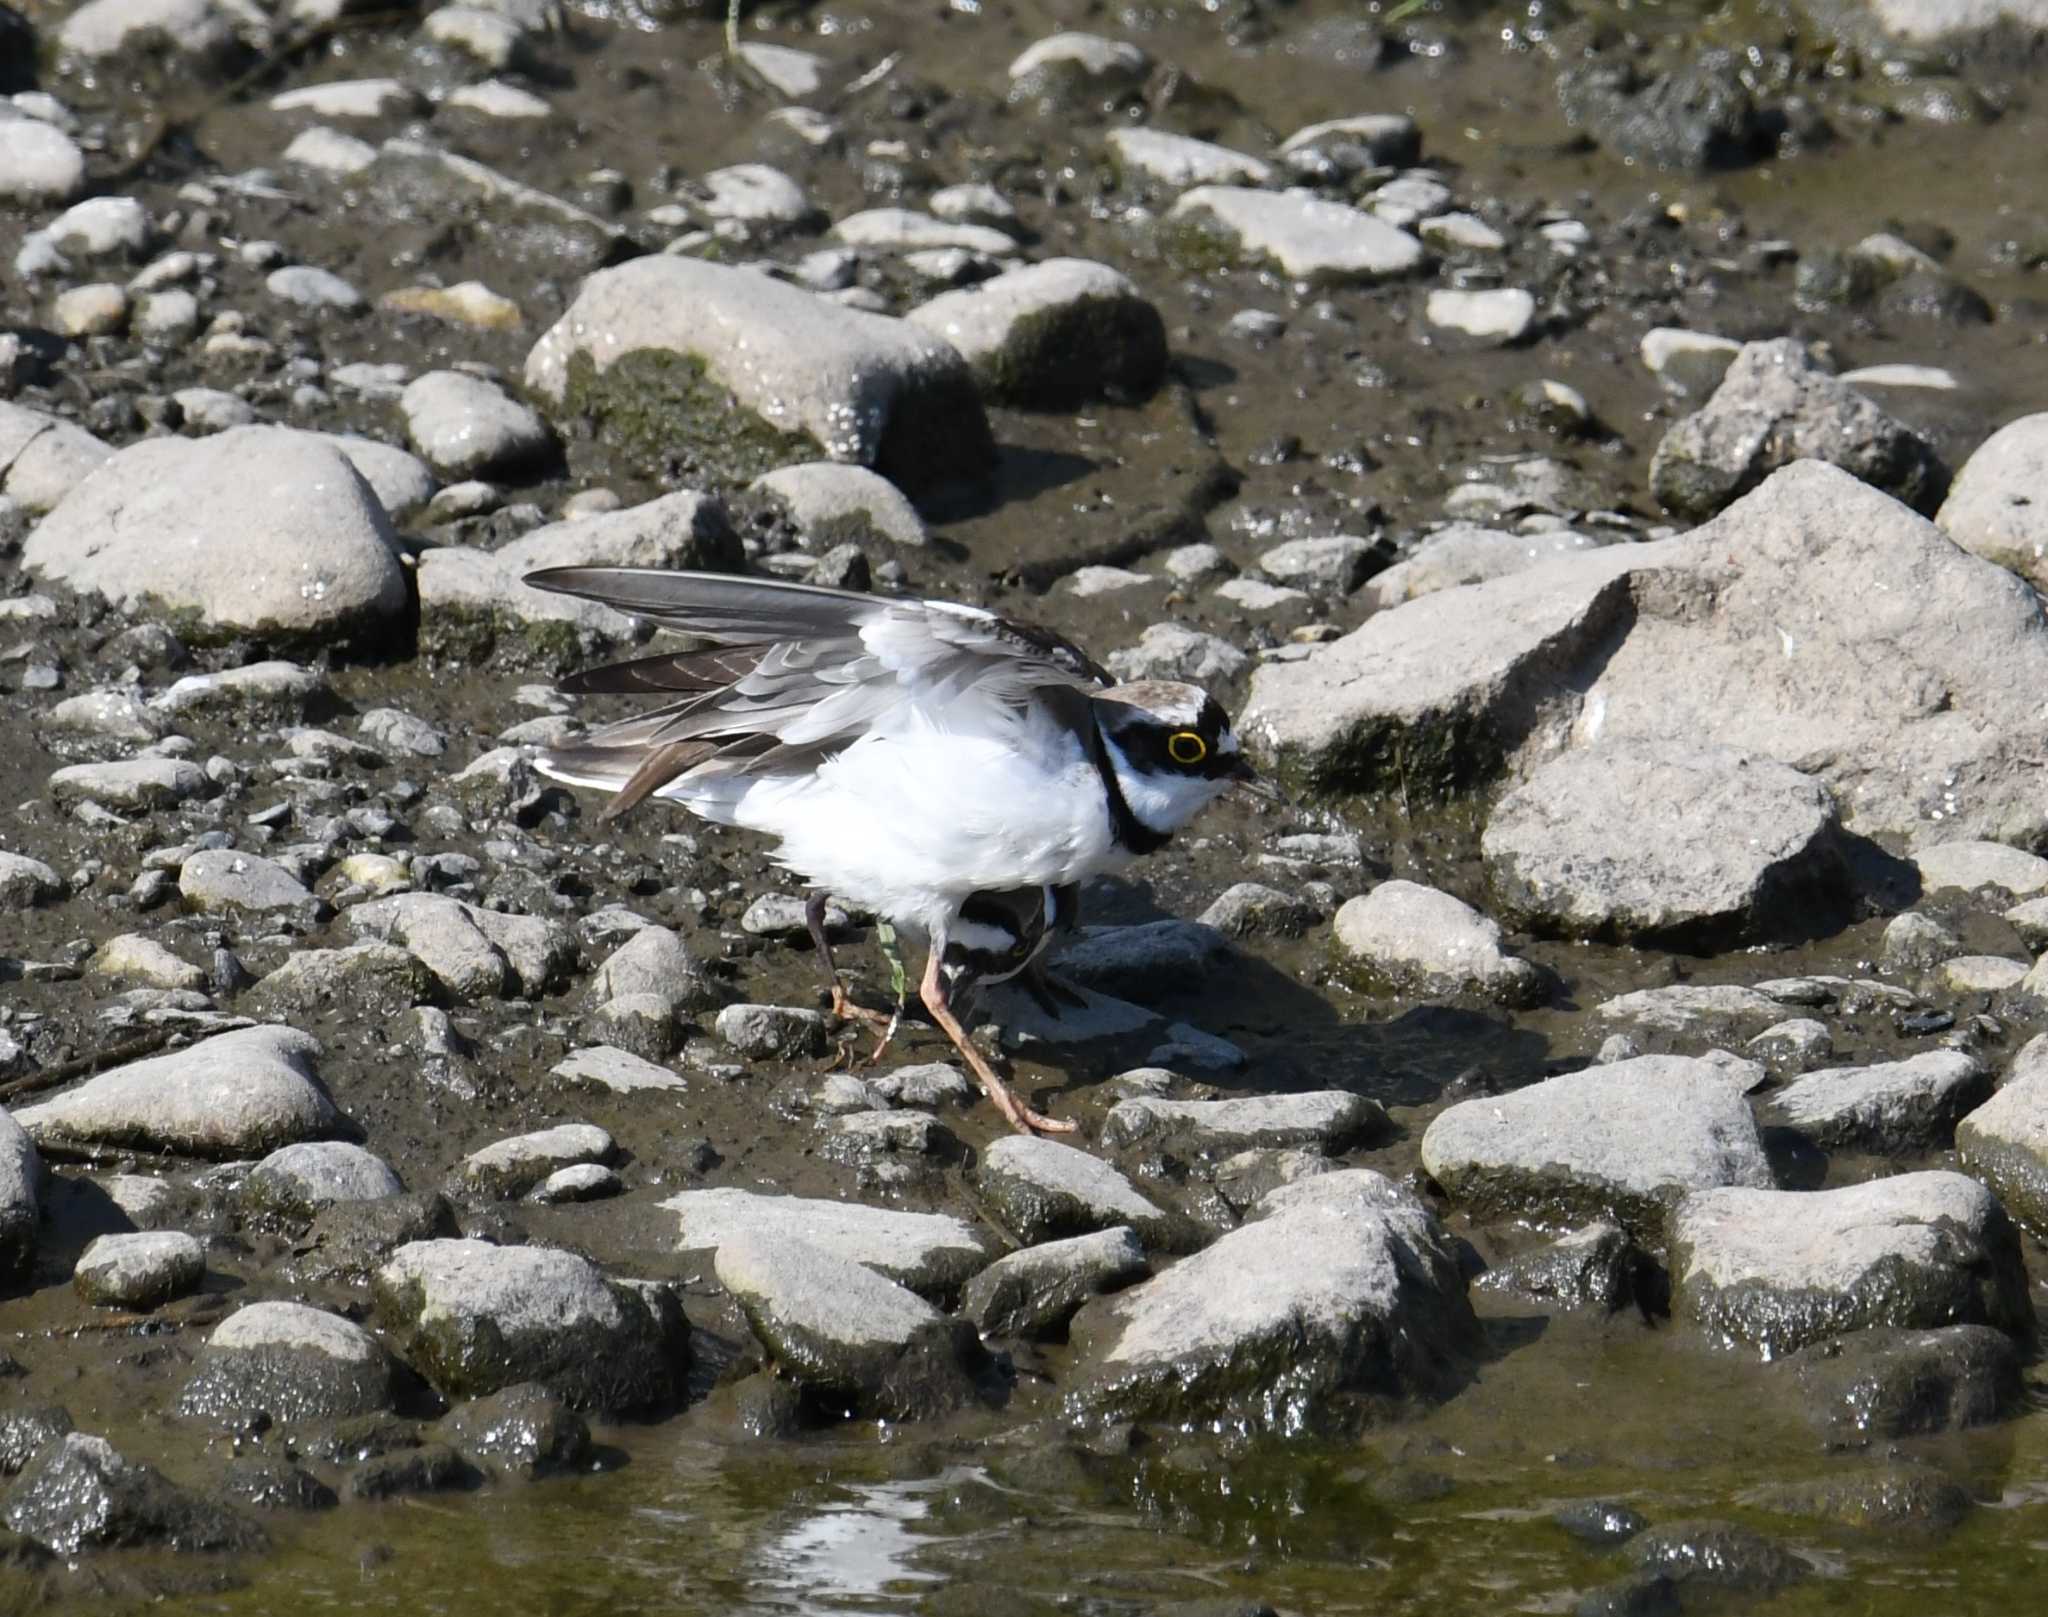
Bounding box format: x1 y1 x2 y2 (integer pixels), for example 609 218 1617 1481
659 723 1122 934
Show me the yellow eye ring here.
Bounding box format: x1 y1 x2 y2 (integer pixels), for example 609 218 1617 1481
1167 731 1207 766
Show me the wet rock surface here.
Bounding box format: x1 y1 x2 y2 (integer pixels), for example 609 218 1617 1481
0 0 2047 1606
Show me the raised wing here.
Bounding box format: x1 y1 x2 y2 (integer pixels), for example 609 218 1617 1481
522 568 1109 817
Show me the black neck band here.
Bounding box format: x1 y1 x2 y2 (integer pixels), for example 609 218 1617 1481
1089 724 1172 856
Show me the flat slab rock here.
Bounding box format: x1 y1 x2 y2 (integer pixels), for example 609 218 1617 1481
664 1187 993 1297
975 1136 1189 1251
17 1025 344 1159
1101 1091 1387 1154
1669 1172 2032 1356
1168 186 1424 284
373 1238 685 1412
523 256 993 492
1420 1055 1774 1241
1242 461 2048 846
1482 741 1846 947
1765 1051 1990 1152
1065 1171 1480 1435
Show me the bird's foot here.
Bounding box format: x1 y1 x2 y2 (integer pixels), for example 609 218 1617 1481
828 982 897 1034
965 1048 1077 1135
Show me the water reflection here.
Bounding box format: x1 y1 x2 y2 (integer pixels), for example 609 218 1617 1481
744 1471 958 1614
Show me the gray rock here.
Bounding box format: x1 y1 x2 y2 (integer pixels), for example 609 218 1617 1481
91 934 207 992
0 114 86 206
1625 1518 1803 1593
587 924 721 1014
178 847 314 916
1649 338 1945 519
41 689 169 744
1595 983 1789 1039
1426 287 1537 345
665 1186 992 1297
1482 742 1845 946
247 944 431 1020
455 1122 612 1201
1767 1052 1991 1151
73 1231 204 1309
1558 52 1768 172
1420 1055 1774 1241
1006 31 1148 111
442 1382 590 1480
1276 113 1422 174
1247 462 2048 845
0 1110 38 1278
749 462 928 549
0 1408 73 1477
218 1457 338 1512
1258 534 1376 593
400 370 557 481
865 1062 972 1109
345 893 574 1001
17 1026 343 1159
1365 525 1605 609
1198 881 1321 939
1955 1034 2048 1233
3 1433 259 1556
1640 327 1742 396
364 139 622 273
1783 1324 2023 1447
374 1239 686 1411
1051 920 1232 999
1106 622 1248 684
0 403 113 513
551 1045 685 1094
1913 839 2048 896
1333 880 1544 1005
23 426 408 642
1065 1171 1479 1433
524 258 992 493
1939 955 2029 993
1474 1222 1642 1314
1669 1172 2031 1355
907 258 1166 405
1883 911 1964 971
694 162 819 229
832 208 1017 255
359 708 447 757
714 1003 831 1061
243 1141 403 1222
316 434 437 521
1101 1091 1386 1154
976 1136 1187 1250
153 659 327 719
48 756 208 811
1106 126 1271 189
178 1301 401 1425
0 851 60 910
1937 412 2048 590
714 1232 981 1419
1169 186 1424 284
266 264 363 312
960 1226 1149 1338
291 1190 461 1288
527 1163 622 1203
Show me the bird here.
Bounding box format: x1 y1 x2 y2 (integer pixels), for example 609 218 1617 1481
521 567 1257 1135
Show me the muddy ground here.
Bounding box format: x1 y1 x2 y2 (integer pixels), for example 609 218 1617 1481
3 0 2048 1610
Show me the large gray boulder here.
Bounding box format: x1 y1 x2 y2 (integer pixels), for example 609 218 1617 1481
1481 743 1846 946
22 426 408 642
373 1239 686 1412
1420 1055 1774 1241
1669 1173 2032 1356
1649 339 1945 518
1243 462 2048 847
4 1434 259 1556
1765 1051 1991 1152
17 1026 344 1159
524 257 993 492
1956 1035 2048 1233
1332 879 1544 1005
1064 1171 1480 1434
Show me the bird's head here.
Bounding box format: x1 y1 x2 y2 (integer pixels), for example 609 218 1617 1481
1092 681 1260 838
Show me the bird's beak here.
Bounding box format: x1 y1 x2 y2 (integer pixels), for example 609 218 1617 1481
1227 752 1283 803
